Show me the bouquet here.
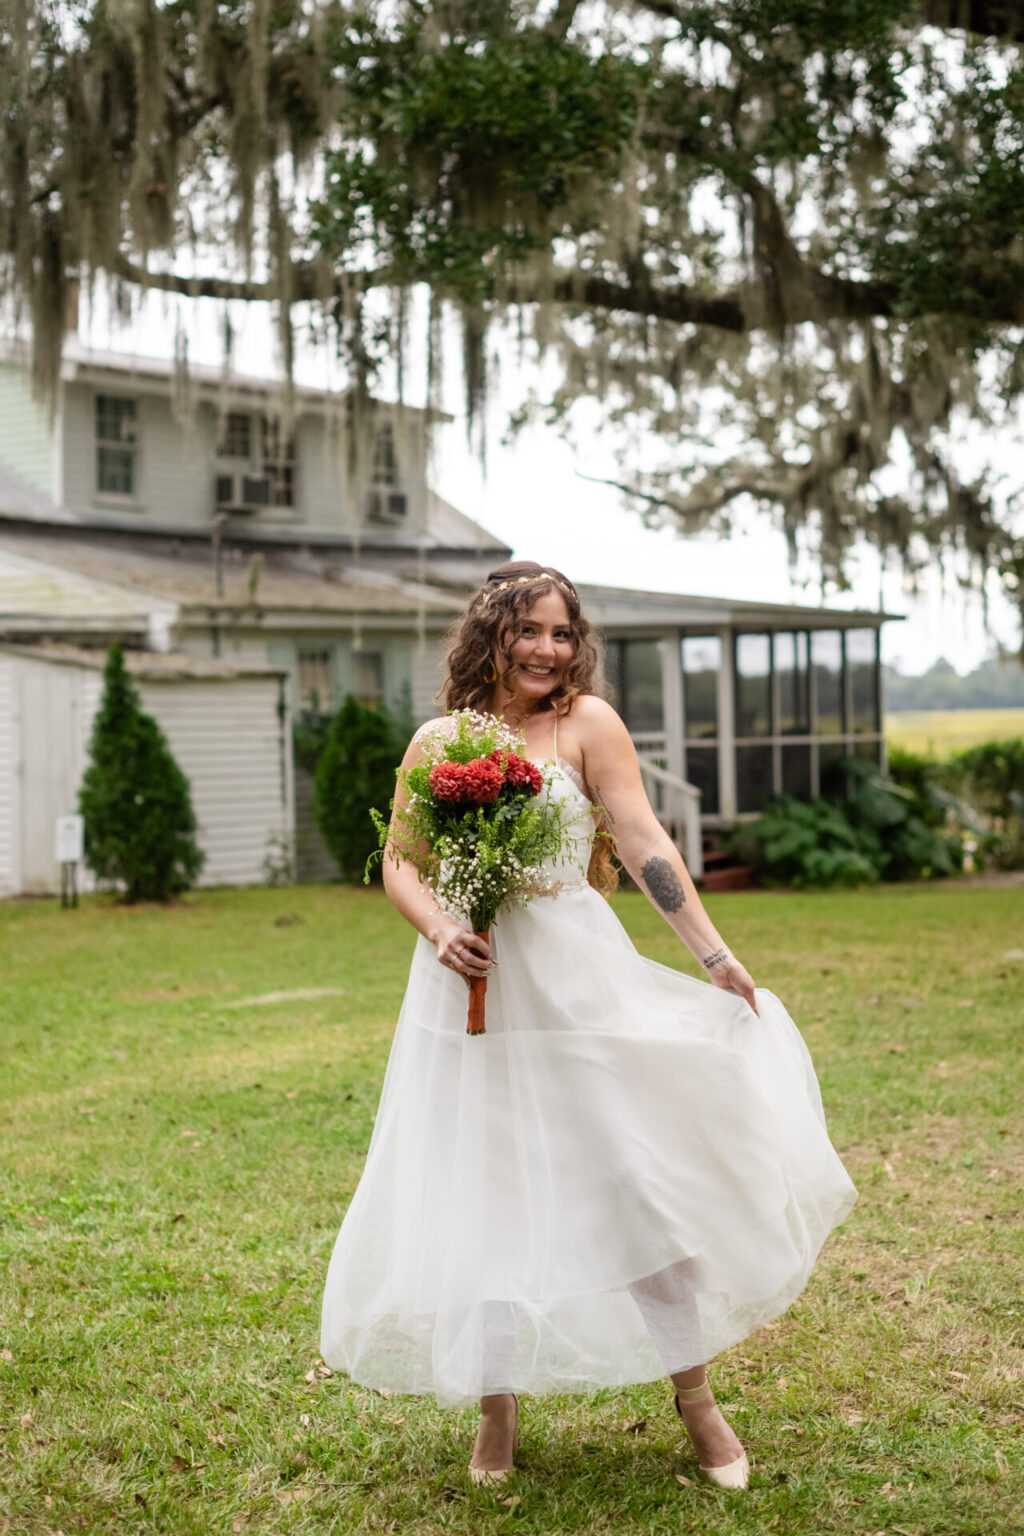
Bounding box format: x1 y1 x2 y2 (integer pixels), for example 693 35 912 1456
368 711 577 1034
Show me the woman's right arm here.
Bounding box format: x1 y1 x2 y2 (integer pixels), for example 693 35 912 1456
382 724 493 979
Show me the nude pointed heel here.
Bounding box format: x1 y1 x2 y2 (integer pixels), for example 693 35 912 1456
469 1394 519 1486
674 1381 750 1491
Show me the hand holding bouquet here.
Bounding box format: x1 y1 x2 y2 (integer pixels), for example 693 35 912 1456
368 711 576 1034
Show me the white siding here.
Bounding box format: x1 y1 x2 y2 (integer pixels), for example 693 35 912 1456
0 655 20 895
411 639 444 722
295 414 350 530
8 657 98 895
140 677 292 887
0 363 54 496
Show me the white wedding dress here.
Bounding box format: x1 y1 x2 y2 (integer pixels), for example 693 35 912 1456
321 739 857 1407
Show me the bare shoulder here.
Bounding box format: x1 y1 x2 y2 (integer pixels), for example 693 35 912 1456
401 715 453 765
569 693 632 744
567 695 637 782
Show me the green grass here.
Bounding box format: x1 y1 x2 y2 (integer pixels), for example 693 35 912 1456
886 707 1024 756
2 883 1023 1535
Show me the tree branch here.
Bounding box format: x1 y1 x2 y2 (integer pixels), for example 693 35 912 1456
546 1 582 40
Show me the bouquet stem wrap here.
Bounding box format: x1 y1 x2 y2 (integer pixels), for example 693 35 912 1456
466 929 490 1035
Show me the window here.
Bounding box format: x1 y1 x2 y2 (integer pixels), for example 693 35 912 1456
95 394 137 496
297 649 332 711
353 651 384 708
735 634 772 737
682 636 720 739
812 631 845 734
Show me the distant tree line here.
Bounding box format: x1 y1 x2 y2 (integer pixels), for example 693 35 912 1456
885 657 1024 712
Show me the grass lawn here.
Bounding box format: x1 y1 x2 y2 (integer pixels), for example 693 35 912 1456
2 883 1023 1535
886 708 1024 756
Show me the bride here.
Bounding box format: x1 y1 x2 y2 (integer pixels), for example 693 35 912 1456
321 560 857 1492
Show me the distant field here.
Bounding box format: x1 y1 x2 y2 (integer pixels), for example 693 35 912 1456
886 707 1024 756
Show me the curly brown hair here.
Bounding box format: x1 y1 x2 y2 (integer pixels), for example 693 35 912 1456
441 561 618 896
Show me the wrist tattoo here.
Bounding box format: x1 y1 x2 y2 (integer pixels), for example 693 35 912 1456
702 947 729 969
641 856 686 912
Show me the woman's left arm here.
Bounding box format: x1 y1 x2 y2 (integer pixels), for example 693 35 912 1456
579 696 758 1012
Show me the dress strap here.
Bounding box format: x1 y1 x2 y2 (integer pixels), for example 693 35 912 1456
552 710 559 762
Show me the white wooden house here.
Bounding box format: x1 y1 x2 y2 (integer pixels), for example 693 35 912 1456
0 340 896 894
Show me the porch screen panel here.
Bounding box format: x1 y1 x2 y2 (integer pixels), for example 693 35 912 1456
812 631 844 734
681 636 720 738
684 747 719 815
776 631 810 734
736 745 773 813
782 744 812 799
609 640 663 733
847 629 880 734
818 742 847 797
735 634 771 737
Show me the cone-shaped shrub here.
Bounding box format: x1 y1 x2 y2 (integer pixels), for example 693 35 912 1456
314 694 402 882
78 644 204 901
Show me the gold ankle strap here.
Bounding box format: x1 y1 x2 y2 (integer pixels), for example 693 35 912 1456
675 1379 712 1403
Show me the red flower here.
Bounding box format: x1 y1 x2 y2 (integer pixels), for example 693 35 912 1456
429 757 504 806
488 750 543 796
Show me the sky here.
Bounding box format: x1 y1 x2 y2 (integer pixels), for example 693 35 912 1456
75 285 1022 677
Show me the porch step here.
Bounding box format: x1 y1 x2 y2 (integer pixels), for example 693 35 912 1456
697 831 755 893
701 863 755 893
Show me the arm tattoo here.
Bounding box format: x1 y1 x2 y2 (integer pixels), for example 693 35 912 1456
641 856 686 912
701 948 729 970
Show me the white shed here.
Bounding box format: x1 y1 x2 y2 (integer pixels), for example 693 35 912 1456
0 644 293 897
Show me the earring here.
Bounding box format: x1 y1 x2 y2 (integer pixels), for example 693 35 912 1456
484 660 498 683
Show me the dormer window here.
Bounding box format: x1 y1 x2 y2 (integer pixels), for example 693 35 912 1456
372 421 399 487
216 410 295 510
95 394 138 497
366 419 407 523
220 411 253 460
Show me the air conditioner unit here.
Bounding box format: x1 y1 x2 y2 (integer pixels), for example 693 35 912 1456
365 488 408 524
215 472 273 514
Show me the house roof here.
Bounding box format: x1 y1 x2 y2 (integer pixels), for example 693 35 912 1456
576 581 900 630
0 462 71 525
0 522 898 637
0 640 286 681
0 526 467 627
0 544 154 632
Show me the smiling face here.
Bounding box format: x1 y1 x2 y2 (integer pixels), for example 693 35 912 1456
498 588 575 711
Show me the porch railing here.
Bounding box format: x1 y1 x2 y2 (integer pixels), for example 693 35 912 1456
635 753 704 879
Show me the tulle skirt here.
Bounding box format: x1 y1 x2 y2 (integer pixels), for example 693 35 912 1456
320 883 857 1406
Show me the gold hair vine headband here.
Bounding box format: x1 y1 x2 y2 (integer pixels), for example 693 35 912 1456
481 574 574 605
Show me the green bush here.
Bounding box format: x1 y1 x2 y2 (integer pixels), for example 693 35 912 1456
78 644 204 902
313 695 405 882
945 737 1024 869
729 757 971 888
